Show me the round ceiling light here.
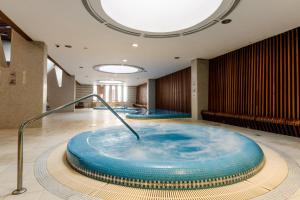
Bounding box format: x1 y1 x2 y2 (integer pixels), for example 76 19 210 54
82 0 239 37
97 80 123 85
93 64 145 74
101 0 222 33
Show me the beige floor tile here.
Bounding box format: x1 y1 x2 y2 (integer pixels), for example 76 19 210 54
4 191 41 200
0 109 299 200
38 191 61 200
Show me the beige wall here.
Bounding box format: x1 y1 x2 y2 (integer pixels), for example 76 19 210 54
76 84 93 107
127 86 137 107
191 59 209 120
0 31 47 128
47 68 75 112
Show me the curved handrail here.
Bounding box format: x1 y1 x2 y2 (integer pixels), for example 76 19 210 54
12 94 140 195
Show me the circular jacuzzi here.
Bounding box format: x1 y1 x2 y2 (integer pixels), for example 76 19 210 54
66 123 264 190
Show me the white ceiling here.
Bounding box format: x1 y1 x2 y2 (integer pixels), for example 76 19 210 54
0 0 300 86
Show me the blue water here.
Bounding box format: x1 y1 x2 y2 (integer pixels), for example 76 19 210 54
94 106 141 114
94 107 191 118
126 109 191 119
67 123 264 183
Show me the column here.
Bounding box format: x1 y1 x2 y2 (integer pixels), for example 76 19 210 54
147 79 156 110
191 59 209 120
0 30 47 128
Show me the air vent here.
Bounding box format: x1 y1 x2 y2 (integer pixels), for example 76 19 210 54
106 24 141 36
82 0 106 23
143 34 181 38
219 0 241 20
183 21 218 36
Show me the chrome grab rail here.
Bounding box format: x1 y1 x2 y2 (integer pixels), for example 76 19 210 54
12 94 140 195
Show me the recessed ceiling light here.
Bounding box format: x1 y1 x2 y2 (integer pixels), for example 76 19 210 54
221 19 232 24
132 43 139 48
93 64 145 74
55 44 60 48
97 80 124 85
174 56 180 60
84 47 88 50
79 66 84 69
65 45 72 48
101 0 223 33
122 59 128 63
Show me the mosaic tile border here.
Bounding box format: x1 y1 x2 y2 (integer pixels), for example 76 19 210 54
66 152 265 190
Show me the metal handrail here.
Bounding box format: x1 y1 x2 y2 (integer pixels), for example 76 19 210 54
12 94 140 195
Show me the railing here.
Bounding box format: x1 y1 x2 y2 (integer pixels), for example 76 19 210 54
12 94 140 195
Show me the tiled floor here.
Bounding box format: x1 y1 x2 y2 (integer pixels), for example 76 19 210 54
0 109 300 200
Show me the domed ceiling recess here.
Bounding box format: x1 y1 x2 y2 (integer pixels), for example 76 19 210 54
82 0 240 38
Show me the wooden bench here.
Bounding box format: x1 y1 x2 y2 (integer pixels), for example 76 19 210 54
202 111 300 137
133 103 147 109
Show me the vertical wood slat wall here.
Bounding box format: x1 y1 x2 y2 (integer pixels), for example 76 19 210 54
136 83 148 106
156 67 191 113
205 27 300 137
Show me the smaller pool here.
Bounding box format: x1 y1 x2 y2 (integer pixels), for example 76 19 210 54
94 106 125 110
126 109 191 119
94 106 140 114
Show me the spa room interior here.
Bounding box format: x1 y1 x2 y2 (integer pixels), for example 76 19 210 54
0 0 300 199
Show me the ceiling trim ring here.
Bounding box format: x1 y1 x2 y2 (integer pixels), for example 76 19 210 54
82 0 240 38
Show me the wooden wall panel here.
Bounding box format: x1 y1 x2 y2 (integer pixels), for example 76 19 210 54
136 83 147 106
156 67 191 113
205 27 300 137
208 27 300 120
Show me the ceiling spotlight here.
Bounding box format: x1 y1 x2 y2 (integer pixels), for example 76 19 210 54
174 56 180 60
221 19 232 24
132 43 138 48
122 59 128 63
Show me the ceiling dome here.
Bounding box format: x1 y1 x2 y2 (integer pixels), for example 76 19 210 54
101 0 223 33
82 0 240 38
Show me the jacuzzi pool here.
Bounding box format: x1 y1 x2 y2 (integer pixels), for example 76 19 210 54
126 109 191 119
66 123 264 190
